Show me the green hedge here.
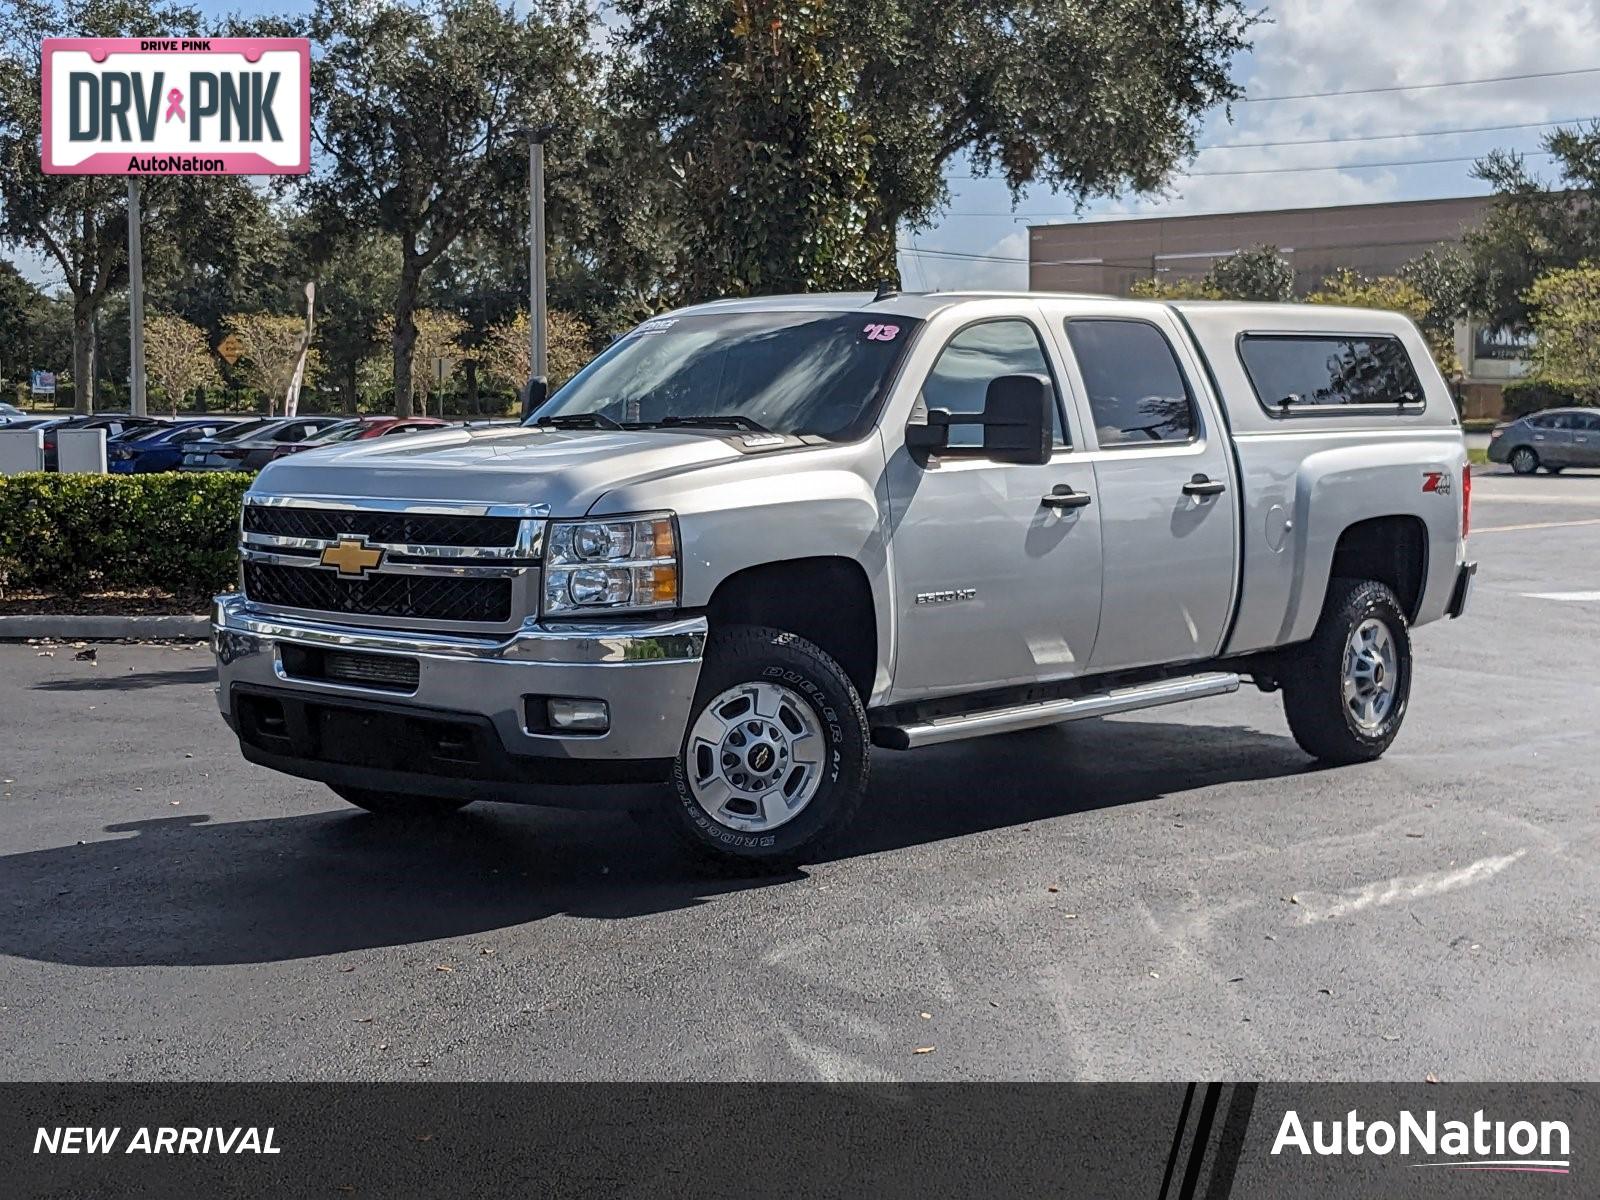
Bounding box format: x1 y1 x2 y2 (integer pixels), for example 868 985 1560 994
0 473 251 599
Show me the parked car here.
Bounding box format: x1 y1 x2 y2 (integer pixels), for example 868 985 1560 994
109 418 251 474
0 402 26 423
181 416 344 471
264 415 450 462
43 413 166 469
1487 407 1600 474
214 292 1474 871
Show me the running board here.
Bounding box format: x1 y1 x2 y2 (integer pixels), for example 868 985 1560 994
872 672 1242 750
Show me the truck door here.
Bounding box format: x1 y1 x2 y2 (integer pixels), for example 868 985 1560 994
885 315 1103 700
1057 315 1240 672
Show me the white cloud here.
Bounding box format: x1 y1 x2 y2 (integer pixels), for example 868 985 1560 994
898 230 1029 291
912 0 1600 275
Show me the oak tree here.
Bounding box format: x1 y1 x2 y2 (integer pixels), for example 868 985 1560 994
613 0 1256 298
304 0 596 415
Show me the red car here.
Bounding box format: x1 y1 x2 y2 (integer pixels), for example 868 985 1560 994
266 416 449 461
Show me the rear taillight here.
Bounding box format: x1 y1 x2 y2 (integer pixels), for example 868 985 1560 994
1462 462 1471 539
219 448 247 459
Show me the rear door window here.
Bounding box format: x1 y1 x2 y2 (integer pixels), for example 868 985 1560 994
1239 334 1424 410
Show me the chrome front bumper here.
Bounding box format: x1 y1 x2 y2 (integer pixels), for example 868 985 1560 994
211 593 705 765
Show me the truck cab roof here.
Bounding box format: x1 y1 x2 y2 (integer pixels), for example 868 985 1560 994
667 290 1426 337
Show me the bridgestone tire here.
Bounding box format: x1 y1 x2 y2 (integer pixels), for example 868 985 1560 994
1281 577 1412 765
331 787 471 817
663 625 870 873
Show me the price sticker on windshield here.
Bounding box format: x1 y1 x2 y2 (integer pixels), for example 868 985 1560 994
863 323 900 341
632 318 679 336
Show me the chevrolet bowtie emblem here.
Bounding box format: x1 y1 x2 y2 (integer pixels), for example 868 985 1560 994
320 537 384 578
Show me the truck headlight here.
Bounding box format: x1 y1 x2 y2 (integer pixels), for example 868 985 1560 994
543 513 680 615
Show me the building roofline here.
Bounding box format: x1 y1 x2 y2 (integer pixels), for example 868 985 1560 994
1027 192 1501 235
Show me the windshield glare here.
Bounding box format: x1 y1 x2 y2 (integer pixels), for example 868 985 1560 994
529 311 921 440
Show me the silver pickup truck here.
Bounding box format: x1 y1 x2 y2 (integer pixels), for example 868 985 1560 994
212 292 1475 870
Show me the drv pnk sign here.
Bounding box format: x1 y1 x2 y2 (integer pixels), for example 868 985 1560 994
41 38 309 175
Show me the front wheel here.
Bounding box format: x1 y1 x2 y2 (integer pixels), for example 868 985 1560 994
1281 578 1412 765
662 625 870 873
1510 446 1539 475
331 786 471 818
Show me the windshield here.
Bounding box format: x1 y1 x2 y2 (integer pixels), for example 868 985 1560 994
311 420 369 443
215 418 272 442
529 310 922 441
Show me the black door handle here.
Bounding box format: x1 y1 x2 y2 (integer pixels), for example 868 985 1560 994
1041 485 1093 510
1182 474 1226 497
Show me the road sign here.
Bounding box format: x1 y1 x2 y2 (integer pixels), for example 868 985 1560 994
30 370 56 396
41 38 310 176
217 334 244 365
434 357 457 386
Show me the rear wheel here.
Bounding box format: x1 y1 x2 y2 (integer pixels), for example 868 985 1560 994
331 787 471 817
1281 578 1412 765
1510 446 1539 475
661 624 870 873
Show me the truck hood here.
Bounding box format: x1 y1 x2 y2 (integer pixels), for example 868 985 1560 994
249 424 749 515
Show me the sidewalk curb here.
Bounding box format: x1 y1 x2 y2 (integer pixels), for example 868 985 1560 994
0 614 209 640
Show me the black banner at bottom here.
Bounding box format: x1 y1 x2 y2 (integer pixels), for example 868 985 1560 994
2 1083 1592 1197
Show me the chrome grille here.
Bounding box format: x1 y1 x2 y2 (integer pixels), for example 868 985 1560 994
239 497 543 630
244 562 512 623
243 504 520 548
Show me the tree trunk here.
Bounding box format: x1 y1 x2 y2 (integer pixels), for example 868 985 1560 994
71 296 94 414
344 359 359 415
463 359 479 418
862 210 902 291
391 260 421 418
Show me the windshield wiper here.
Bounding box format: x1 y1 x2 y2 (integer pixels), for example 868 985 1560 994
534 412 623 430
655 414 773 433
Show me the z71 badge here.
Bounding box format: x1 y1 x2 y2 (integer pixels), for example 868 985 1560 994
1423 470 1452 495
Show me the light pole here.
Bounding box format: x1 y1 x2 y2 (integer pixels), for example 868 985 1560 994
516 124 556 419
127 178 147 416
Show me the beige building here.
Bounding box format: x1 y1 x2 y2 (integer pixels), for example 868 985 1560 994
1029 195 1522 415
1027 195 1494 296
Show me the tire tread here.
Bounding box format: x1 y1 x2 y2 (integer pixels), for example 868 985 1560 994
1281 577 1411 765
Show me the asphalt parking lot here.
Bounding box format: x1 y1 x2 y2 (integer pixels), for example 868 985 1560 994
2 468 1597 1083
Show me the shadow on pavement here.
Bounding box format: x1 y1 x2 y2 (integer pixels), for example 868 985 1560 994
0 717 1309 969
32 665 218 693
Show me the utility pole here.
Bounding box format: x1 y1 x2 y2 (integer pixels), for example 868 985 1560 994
517 125 555 418
127 178 147 416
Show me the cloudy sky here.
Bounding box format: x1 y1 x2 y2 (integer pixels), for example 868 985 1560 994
14 0 1600 292
907 0 1600 287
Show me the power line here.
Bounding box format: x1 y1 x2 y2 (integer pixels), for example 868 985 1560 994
1198 115 1595 153
945 121 1585 182
1186 148 1555 178
898 230 1480 269
1239 65 1600 103
935 150 1559 216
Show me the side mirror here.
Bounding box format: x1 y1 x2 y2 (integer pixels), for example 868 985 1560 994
980 374 1053 465
904 408 950 453
521 377 548 422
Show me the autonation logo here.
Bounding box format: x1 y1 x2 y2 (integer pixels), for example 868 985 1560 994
1272 1109 1571 1175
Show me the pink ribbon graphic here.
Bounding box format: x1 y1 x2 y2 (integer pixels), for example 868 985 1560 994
164 88 185 123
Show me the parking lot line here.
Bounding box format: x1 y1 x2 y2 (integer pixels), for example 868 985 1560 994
1471 518 1600 534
